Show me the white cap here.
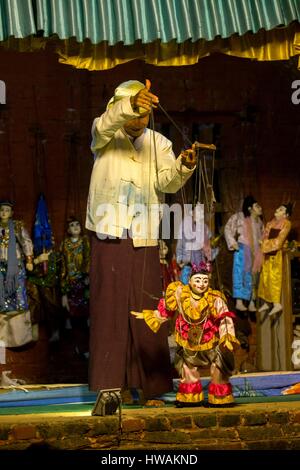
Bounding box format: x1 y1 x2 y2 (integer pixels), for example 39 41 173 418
107 80 145 109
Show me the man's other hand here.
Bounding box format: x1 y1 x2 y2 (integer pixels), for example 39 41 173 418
181 144 197 169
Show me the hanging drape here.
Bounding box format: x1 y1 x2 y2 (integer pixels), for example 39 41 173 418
0 0 300 70
0 0 298 43
56 21 300 70
0 0 36 40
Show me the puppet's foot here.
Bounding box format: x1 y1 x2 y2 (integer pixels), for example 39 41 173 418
269 303 282 316
248 300 257 312
236 299 247 311
259 302 269 312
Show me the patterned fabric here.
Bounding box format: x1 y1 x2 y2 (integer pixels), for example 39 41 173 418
232 243 252 301
0 261 28 312
28 251 60 288
0 220 33 260
0 220 33 314
60 235 90 317
258 217 291 303
224 212 263 300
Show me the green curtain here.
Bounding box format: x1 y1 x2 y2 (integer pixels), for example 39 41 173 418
1 0 300 44
35 0 300 44
0 0 36 40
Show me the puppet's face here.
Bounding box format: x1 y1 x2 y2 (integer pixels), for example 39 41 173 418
0 205 13 223
123 114 150 137
250 202 262 217
274 205 287 220
68 220 81 237
189 273 209 295
159 240 168 259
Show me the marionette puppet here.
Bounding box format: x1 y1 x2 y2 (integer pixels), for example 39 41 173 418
131 262 240 407
60 216 90 357
0 200 34 348
258 203 292 316
27 194 62 343
224 195 263 312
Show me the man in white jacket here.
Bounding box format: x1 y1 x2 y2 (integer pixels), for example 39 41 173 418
87 79 196 402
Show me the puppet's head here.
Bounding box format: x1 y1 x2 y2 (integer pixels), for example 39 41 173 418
189 261 211 296
275 203 293 220
67 216 82 238
242 195 262 218
0 200 13 223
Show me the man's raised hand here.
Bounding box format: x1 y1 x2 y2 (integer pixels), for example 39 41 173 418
130 79 159 114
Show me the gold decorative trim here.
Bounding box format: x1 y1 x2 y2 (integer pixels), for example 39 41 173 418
176 391 204 403
175 332 219 351
208 393 234 404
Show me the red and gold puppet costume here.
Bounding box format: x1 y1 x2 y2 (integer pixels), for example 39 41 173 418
132 262 240 407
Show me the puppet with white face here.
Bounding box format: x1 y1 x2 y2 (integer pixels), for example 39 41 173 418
132 262 239 407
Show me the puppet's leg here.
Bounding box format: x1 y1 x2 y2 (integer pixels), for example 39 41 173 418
174 348 204 407
207 348 235 406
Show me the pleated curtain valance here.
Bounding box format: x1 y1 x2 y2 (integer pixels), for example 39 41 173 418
0 0 300 70
1 0 300 43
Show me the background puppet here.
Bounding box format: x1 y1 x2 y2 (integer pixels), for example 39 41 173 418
0 200 34 349
258 203 292 316
224 195 263 312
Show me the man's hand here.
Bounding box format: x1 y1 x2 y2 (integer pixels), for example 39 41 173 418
180 144 197 169
130 79 159 114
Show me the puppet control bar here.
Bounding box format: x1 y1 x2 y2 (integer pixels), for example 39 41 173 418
194 141 216 151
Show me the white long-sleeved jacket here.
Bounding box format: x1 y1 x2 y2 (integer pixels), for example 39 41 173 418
86 96 194 247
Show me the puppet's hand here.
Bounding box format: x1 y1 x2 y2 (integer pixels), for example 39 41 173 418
34 252 49 264
131 311 145 319
131 309 164 333
26 262 33 271
231 241 239 251
220 335 240 352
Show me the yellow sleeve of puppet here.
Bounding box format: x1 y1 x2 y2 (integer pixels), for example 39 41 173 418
219 334 240 351
165 281 182 311
142 310 162 333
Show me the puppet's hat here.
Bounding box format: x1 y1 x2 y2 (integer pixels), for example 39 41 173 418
0 199 14 207
191 261 211 276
